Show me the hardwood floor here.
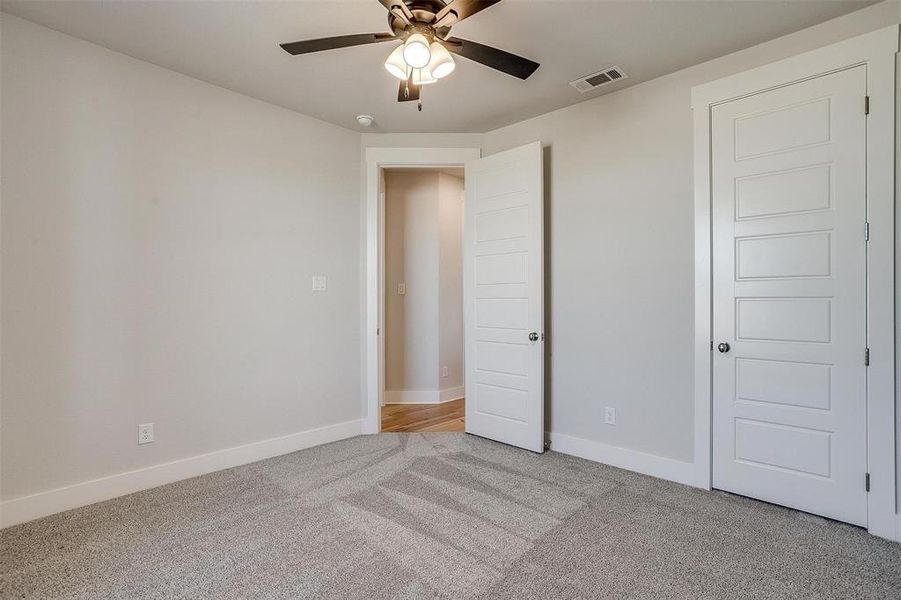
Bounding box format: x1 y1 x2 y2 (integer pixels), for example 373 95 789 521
381 398 465 432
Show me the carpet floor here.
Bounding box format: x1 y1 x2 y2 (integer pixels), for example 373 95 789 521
2 433 900 599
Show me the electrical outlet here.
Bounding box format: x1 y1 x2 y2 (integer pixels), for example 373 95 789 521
311 275 327 292
442 366 449 378
397 283 406 295
138 423 154 445
604 407 616 426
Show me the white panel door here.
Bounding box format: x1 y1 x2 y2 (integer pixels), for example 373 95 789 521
464 142 544 452
711 66 867 526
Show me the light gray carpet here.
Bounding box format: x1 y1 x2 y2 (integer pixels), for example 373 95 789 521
2 433 900 599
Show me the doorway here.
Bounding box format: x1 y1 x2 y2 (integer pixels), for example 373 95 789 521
380 168 466 433
364 143 546 453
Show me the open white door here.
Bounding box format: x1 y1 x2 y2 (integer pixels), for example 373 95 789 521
463 142 544 452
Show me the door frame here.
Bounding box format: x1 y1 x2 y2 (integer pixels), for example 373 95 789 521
691 26 899 540
363 147 481 435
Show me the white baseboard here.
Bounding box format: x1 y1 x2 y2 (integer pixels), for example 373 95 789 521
548 431 698 488
551 433 900 543
385 388 463 404
0 419 362 529
384 390 438 404
439 386 465 403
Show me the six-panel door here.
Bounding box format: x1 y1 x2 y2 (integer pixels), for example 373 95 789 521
711 66 868 526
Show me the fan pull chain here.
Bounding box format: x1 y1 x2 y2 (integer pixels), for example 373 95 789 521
417 67 423 111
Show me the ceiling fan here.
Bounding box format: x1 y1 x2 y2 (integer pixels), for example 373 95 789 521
280 0 539 111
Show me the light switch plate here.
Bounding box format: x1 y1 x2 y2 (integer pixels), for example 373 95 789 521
604 407 616 425
312 276 327 292
397 283 406 295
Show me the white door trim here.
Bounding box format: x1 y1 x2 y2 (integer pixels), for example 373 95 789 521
692 25 899 541
363 147 481 434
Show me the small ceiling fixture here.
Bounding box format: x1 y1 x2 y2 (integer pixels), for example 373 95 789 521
355 114 375 127
280 0 540 112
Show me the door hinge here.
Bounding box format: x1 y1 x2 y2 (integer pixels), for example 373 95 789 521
865 473 870 492
865 222 870 241
865 348 870 366
377 328 380 336
864 96 870 115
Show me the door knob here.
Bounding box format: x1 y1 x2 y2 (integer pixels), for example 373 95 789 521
529 332 540 342
717 342 730 353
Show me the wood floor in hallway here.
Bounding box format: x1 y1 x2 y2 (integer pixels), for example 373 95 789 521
381 398 465 432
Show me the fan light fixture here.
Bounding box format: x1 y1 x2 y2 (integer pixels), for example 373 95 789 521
385 43 440 86
411 66 437 85
402 33 431 68
384 44 408 80
384 41 454 82
427 42 455 79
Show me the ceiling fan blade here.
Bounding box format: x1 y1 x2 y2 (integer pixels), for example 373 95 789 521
435 0 502 27
280 33 395 55
390 7 413 26
444 37 539 80
397 77 421 102
376 0 414 20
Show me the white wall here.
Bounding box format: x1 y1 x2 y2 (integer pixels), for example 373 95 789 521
383 170 464 400
483 1 901 467
0 16 362 502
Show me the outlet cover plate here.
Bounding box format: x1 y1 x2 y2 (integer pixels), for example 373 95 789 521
138 423 154 445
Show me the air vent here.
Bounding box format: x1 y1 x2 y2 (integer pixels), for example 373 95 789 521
569 66 628 93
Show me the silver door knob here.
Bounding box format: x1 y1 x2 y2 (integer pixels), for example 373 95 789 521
717 342 730 353
529 332 540 342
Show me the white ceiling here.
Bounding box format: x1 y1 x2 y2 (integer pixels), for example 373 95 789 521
1 0 876 133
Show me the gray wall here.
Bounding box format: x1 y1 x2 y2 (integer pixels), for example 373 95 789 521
0 15 362 500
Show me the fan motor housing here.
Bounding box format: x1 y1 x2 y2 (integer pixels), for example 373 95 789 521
388 0 452 38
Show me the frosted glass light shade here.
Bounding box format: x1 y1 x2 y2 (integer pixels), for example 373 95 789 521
403 33 431 68
411 66 437 85
384 44 408 80
428 42 455 79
